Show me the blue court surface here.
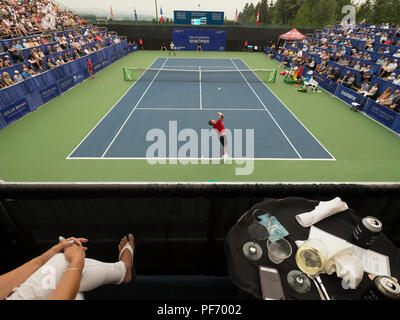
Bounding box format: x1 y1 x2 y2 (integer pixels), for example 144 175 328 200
68 58 334 161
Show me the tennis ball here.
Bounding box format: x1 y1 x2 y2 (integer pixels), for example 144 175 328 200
218 88 221 90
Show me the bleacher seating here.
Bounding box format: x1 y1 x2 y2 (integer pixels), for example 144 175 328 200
0 0 139 130
264 22 400 134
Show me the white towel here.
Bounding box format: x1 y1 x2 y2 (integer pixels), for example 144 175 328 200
295 238 364 289
295 197 349 228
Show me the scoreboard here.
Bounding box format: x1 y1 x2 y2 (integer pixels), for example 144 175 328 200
174 11 224 25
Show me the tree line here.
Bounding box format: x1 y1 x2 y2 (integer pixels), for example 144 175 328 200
238 0 400 28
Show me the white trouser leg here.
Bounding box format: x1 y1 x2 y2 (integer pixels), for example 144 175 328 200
6 254 126 300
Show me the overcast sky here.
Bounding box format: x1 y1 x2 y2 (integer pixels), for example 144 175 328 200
56 0 261 20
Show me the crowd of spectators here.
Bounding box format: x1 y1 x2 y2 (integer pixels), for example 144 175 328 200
0 0 86 39
270 22 400 113
0 27 122 89
0 0 126 90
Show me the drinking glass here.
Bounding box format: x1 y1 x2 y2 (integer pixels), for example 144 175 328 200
266 237 292 264
287 238 328 294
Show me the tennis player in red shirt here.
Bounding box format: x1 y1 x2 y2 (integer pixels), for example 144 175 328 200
209 112 229 160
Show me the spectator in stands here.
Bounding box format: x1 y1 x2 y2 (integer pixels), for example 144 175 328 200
22 39 30 49
55 44 63 53
389 92 400 112
316 61 327 74
50 58 57 67
0 74 7 89
327 67 341 81
361 83 379 99
47 58 56 69
13 41 24 51
362 65 374 83
343 73 356 88
13 70 24 84
72 49 80 60
379 59 398 78
393 75 400 86
60 37 68 50
64 51 73 62
376 87 393 104
26 64 38 77
304 58 316 70
338 71 351 85
21 67 32 80
358 80 371 94
83 46 91 55
56 56 65 66
394 50 400 58
384 73 396 82
46 45 55 55
3 56 12 68
378 89 399 107
2 72 14 87
353 61 361 71
2 234 135 300
6 43 24 63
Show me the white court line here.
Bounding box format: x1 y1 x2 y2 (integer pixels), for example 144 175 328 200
67 57 159 159
240 58 336 161
100 58 169 158
199 66 202 109
230 58 303 159
161 65 237 68
68 157 336 161
135 108 265 111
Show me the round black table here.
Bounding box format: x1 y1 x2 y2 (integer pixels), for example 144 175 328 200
225 197 400 300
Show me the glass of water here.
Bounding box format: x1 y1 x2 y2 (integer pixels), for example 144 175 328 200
266 237 292 264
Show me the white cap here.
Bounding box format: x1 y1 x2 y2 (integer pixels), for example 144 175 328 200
15 70 19 73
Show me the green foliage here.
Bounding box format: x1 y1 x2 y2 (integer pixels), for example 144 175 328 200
237 0 400 28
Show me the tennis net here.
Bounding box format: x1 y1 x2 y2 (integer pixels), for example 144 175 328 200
122 67 277 83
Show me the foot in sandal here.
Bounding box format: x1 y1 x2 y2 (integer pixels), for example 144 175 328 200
118 234 135 284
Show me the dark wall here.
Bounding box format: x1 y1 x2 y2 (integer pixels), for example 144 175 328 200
1 184 400 276
105 24 315 51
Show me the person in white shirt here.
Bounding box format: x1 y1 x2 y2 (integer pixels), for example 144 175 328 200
168 41 176 56
393 75 400 86
22 39 30 49
385 73 396 82
13 70 23 83
394 50 400 58
379 59 398 77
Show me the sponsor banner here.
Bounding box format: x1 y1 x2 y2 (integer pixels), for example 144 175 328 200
0 98 31 124
58 75 75 93
172 28 226 51
334 84 364 106
40 83 61 104
72 70 87 84
391 113 400 134
363 99 398 128
312 72 338 94
110 52 118 62
102 59 109 68
93 62 102 73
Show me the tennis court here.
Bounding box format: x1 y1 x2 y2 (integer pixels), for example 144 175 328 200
68 57 334 161
2 50 400 183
